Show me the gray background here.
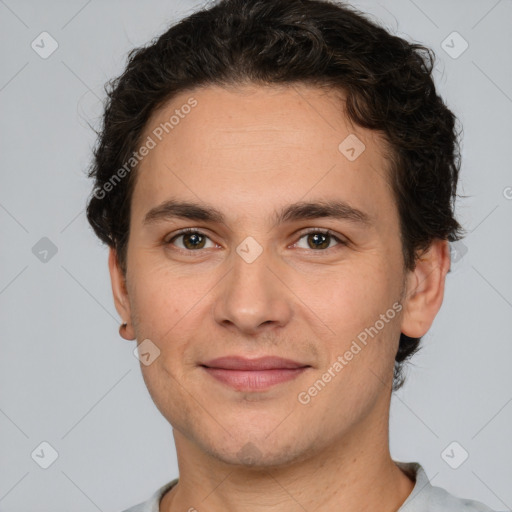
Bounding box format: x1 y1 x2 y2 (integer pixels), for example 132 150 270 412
1 0 511 510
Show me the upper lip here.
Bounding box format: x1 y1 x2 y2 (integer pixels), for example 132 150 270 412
201 356 309 370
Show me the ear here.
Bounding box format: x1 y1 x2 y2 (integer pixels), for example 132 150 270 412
400 239 451 338
108 247 135 340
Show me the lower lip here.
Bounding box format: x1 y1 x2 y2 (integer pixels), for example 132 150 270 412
202 367 308 391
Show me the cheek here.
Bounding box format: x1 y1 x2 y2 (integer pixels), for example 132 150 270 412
309 264 398 331
139 357 196 434
305 262 403 374
128 255 200 332
128 263 216 383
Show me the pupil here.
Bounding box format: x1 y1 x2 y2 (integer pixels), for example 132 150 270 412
184 233 205 249
309 233 329 249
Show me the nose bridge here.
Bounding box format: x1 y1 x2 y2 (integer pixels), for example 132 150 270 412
213 238 292 333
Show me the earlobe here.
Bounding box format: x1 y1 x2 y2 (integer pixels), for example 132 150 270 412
400 239 451 339
108 248 136 340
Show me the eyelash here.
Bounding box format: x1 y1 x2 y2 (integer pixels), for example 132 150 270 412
165 227 347 252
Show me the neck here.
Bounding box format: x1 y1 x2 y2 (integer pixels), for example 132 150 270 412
160 401 415 512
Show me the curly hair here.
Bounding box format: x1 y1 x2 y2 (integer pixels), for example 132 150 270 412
86 0 465 390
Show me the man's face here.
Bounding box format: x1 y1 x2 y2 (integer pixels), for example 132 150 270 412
118 84 408 466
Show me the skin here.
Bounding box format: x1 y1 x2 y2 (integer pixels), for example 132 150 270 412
109 84 450 511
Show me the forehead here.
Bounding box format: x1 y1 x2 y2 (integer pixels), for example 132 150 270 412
132 84 395 228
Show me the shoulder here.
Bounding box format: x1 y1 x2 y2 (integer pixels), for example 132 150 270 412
120 466 504 512
119 478 178 512
426 485 500 512
396 462 503 512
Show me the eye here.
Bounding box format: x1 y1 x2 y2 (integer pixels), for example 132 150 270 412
164 228 346 253
166 229 216 250
293 229 346 251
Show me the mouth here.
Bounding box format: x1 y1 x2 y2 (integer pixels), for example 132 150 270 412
200 356 311 391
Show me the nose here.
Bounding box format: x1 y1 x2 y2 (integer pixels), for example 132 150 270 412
212 243 293 336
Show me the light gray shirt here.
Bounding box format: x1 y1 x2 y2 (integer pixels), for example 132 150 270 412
121 461 502 512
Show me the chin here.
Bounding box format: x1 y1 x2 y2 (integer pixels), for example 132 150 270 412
196 429 321 470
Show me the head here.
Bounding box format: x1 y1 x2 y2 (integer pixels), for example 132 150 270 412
86 0 464 467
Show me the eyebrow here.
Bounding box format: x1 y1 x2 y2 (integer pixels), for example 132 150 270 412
143 199 372 228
